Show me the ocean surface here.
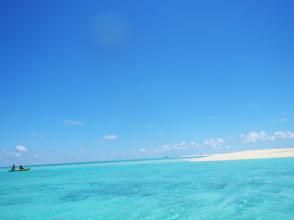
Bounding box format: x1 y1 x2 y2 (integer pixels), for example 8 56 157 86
1 158 294 220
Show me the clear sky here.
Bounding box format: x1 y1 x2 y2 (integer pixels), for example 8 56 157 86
0 0 294 166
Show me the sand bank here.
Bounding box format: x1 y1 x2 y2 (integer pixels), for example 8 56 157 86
188 148 294 162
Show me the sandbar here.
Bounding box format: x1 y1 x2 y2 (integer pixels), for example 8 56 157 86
188 148 294 162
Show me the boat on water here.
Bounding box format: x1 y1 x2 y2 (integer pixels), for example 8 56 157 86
9 168 31 172
9 164 31 172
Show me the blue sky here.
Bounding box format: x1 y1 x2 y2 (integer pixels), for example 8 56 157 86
0 0 294 166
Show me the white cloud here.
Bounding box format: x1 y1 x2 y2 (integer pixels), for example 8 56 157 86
64 120 84 126
241 131 294 143
16 145 28 152
154 141 198 153
241 131 269 143
134 129 294 157
153 144 175 153
179 141 185 146
139 137 226 155
158 142 189 151
161 144 171 151
173 142 189 150
139 148 146 153
272 131 294 140
104 134 118 141
204 138 225 148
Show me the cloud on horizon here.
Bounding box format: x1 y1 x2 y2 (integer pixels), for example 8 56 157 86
104 134 118 141
141 137 226 155
64 120 84 126
204 138 225 148
137 129 294 156
241 131 294 143
16 145 28 152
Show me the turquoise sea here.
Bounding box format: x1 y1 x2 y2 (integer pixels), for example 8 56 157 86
1 158 294 220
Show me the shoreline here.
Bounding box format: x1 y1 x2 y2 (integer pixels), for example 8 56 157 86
188 148 294 162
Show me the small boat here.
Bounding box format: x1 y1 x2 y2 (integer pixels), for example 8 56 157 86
9 168 31 172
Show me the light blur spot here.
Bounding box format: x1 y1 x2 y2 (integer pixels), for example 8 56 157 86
93 12 130 49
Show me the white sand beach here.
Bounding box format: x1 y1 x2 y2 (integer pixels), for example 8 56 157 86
188 148 294 162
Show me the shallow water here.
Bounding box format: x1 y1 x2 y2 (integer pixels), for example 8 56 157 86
1 158 294 220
